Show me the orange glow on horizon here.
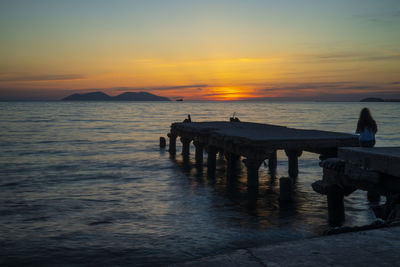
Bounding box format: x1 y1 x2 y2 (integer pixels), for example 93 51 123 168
1 2 400 101
200 86 259 101
1 53 399 101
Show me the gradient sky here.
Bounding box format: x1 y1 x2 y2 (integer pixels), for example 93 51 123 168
1 0 399 100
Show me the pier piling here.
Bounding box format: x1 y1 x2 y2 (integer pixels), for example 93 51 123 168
268 150 277 171
167 133 177 155
180 137 191 156
159 137 166 148
226 153 240 179
245 157 264 187
206 146 218 176
193 140 204 165
327 184 345 226
285 150 302 178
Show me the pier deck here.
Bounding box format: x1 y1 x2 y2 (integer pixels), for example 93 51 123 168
168 121 359 185
339 147 400 177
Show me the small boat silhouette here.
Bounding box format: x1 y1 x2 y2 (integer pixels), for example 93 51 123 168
176 98 183 101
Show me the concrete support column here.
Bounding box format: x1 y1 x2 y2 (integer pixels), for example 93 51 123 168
180 137 191 156
193 140 204 165
167 133 177 155
226 153 240 179
244 157 264 187
268 150 277 171
285 150 303 178
159 137 166 148
327 184 345 226
206 146 218 175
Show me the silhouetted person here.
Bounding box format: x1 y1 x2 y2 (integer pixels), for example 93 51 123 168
356 107 377 147
229 112 240 122
183 114 191 123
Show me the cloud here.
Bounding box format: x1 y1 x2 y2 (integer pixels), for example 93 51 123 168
352 10 400 26
0 74 85 82
0 87 67 100
201 93 227 97
241 90 400 102
110 84 208 91
1 80 398 101
162 84 208 90
250 81 400 100
365 55 400 61
297 52 400 63
259 82 353 92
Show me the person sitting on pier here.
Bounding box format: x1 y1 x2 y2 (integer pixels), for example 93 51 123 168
229 112 240 122
356 107 377 147
183 114 191 123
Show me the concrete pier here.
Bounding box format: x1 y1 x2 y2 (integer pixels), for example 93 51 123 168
313 147 400 225
339 147 400 177
168 121 358 186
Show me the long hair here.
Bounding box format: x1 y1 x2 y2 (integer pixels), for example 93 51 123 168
357 108 377 133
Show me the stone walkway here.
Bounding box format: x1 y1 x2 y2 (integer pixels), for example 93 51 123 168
171 226 400 266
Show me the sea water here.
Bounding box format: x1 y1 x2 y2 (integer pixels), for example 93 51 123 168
1 101 399 266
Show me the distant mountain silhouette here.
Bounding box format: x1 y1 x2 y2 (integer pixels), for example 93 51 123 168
360 97 400 102
62 91 170 101
360 97 384 102
112 92 170 101
63 92 112 101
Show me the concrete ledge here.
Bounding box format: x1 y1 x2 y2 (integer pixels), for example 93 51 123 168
339 147 400 177
171 226 400 267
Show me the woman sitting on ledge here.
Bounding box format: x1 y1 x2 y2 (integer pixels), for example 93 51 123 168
356 107 377 147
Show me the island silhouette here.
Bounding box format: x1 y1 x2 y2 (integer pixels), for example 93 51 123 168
360 97 400 102
62 91 170 101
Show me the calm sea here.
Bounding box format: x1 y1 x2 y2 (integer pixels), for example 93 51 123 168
1 101 399 266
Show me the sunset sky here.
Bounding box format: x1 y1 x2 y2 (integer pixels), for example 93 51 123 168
1 0 399 100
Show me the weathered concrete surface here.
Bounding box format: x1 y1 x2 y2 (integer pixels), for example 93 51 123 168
339 147 400 177
172 121 357 144
171 226 400 267
171 121 358 162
